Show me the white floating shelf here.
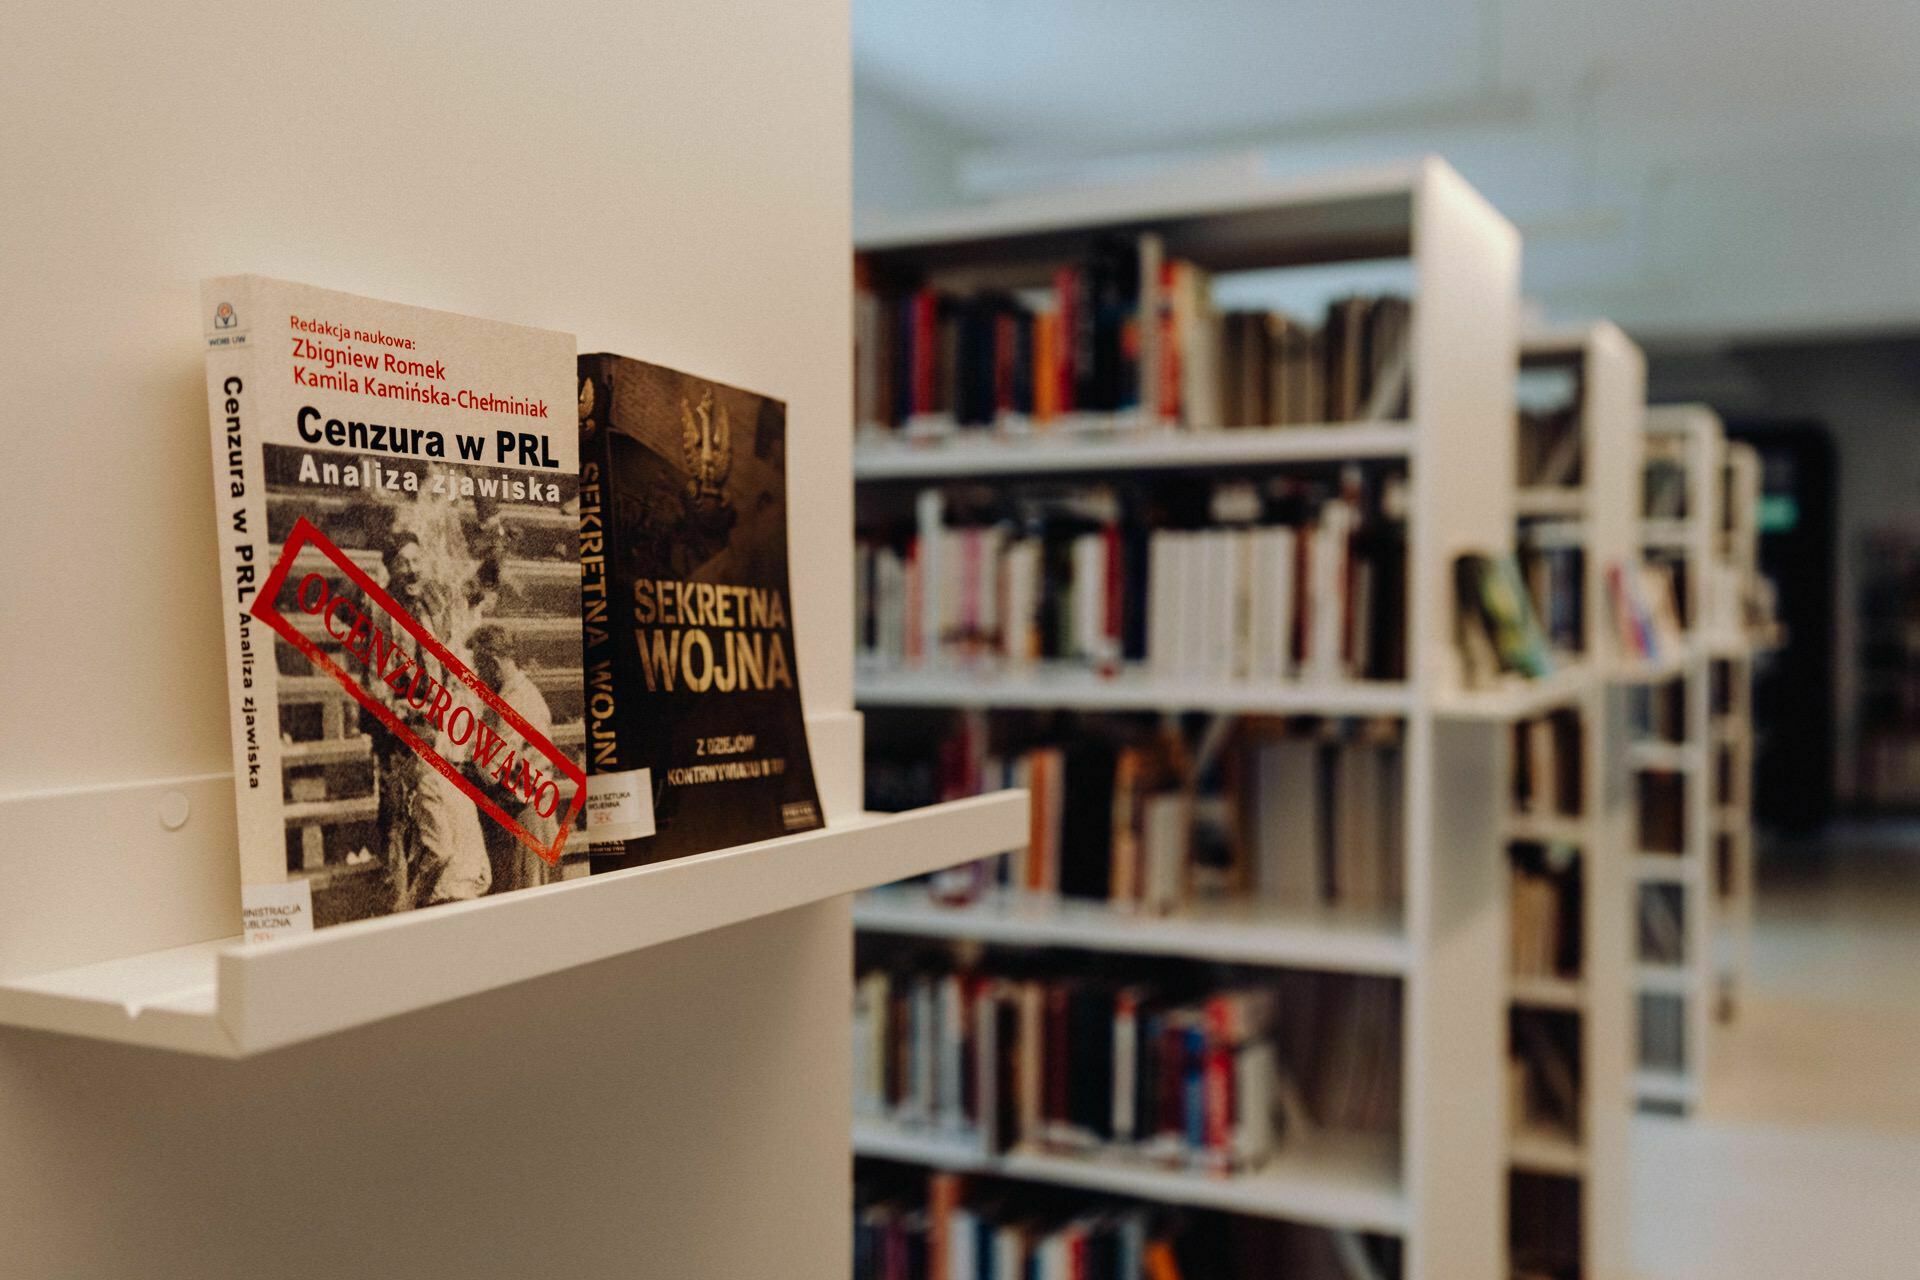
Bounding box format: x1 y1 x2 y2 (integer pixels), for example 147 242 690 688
0 794 1028 1058
1509 1125 1585 1178
1509 974 1584 1011
853 422 1415 481
852 1119 1408 1236
855 885 1409 976
856 662 1414 717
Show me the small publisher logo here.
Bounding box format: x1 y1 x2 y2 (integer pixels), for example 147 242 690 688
213 301 237 330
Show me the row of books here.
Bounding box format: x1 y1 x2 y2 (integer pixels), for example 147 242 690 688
854 237 1412 432
1510 845 1582 981
1454 553 1555 685
1512 711 1583 818
1638 884 1686 966
1607 560 1688 664
852 1168 1396 1280
1515 358 1585 489
1637 772 1687 855
855 475 1408 684
1508 1010 1581 1143
855 1175 1187 1280
1517 541 1585 656
1638 993 1687 1072
867 715 1406 917
853 963 1280 1172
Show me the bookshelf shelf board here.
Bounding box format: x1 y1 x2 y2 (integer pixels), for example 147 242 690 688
1509 974 1584 1011
1641 518 1695 550
1701 629 1753 659
1609 650 1692 684
0 795 1028 1058
1634 1068 1700 1109
1636 963 1693 996
852 1119 1408 1236
855 663 1414 717
1509 1125 1586 1178
852 422 1416 481
1430 665 1593 721
855 885 1409 976
854 159 1424 275
1626 741 1693 772
1634 854 1696 884
1513 488 1588 519
1504 813 1587 848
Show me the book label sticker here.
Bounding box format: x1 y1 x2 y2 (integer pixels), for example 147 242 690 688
242 879 313 944
586 769 655 842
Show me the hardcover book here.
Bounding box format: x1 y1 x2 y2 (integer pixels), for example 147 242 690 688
578 353 823 869
201 276 584 937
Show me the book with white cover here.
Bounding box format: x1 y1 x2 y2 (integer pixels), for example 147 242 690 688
1250 736 1321 907
200 276 582 938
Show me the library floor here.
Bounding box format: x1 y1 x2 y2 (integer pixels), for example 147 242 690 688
1629 820 1920 1279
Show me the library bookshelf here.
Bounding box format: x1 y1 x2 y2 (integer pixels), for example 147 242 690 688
1628 404 1759 1113
1508 322 1645 1280
849 158 1571 1280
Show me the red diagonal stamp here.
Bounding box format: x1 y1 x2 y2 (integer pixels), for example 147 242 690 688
251 516 584 863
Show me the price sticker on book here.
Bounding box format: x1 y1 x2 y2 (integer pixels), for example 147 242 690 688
586 768 655 842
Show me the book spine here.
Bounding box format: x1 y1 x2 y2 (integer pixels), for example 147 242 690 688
201 276 291 923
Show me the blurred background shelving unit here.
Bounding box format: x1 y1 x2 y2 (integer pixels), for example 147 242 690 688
1628 404 1747 1113
844 159 1576 1280
1505 323 1644 1280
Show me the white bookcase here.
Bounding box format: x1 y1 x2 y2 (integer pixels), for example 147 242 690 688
1710 442 1765 1022
1629 404 1749 1113
1509 323 1644 1280
848 158 1556 1280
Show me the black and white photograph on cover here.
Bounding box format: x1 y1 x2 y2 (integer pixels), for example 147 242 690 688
263 443 585 927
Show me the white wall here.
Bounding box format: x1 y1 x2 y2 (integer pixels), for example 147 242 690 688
853 83 968 214
0 0 852 800
0 2 853 1276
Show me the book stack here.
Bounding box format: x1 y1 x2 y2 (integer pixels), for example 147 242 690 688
1518 539 1585 656
1511 711 1582 818
1607 560 1687 664
1637 994 1687 1073
855 1173 1188 1280
853 959 1281 1174
1509 845 1581 981
854 240 1411 434
852 1167 1395 1280
1240 719 1405 915
1507 1011 1581 1143
1454 553 1555 685
1635 772 1686 855
856 473 1408 684
864 715 1406 920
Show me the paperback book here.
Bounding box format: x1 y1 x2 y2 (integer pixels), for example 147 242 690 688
578 353 824 868
200 276 584 936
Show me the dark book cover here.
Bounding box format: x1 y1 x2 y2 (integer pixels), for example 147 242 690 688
1058 737 1118 899
578 353 823 871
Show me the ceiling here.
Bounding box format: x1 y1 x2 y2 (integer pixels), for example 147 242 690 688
853 0 1920 341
